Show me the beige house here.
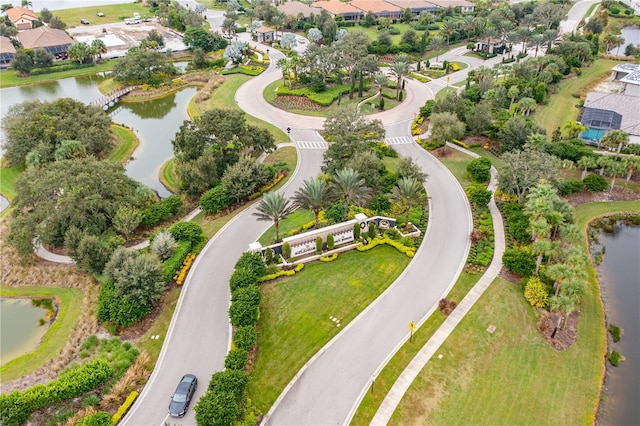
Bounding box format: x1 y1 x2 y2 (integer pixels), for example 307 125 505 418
17 26 74 59
5 6 39 31
0 36 16 68
350 0 402 19
277 1 316 19
311 1 363 20
426 0 474 12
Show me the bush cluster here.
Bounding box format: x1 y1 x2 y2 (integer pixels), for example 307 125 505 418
356 235 415 257
163 240 192 283
200 185 231 215
98 280 152 327
276 84 351 106
559 179 585 195
141 195 183 228
524 276 550 308
502 248 536 276
583 173 608 192
501 202 531 245
466 157 492 182
466 184 492 207
195 370 249 425
111 391 139 425
0 359 112 426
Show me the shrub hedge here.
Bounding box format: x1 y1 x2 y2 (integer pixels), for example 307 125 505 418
0 359 112 426
97 280 152 327
200 185 231 214
111 391 139 426
466 157 492 182
502 247 536 276
163 240 192 283
141 195 183 228
276 84 350 106
233 326 257 351
224 348 249 370
583 173 608 192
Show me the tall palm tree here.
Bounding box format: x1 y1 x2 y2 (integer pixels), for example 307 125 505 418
606 161 626 195
91 39 107 61
600 129 629 160
253 192 296 243
597 156 613 176
276 57 290 87
331 168 370 221
518 97 537 117
428 36 447 62
577 156 598 180
391 177 426 232
542 29 558 51
373 73 388 94
531 34 545 57
547 263 572 297
292 177 331 225
391 59 409 100
532 237 554 275
517 27 531 53
440 19 460 45
623 156 640 188
550 293 578 333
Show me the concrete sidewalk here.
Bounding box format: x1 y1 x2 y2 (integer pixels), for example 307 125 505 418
371 145 506 425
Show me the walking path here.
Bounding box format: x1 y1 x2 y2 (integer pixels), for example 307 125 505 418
370 143 506 424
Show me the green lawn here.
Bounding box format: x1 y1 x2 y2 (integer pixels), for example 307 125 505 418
438 148 474 187
435 86 457 100
248 245 412 412
257 209 315 246
135 287 181 365
160 158 178 194
351 273 480 425
107 124 138 164
0 164 24 201
574 200 640 227
189 74 289 144
347 23 428 45
53 3 152 27
0 286 84 382
0 61 115 88
382 156 404 173
536 59 618 135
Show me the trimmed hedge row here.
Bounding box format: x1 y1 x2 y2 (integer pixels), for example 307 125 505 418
356 235 415 257
0 359 112 426
276 84 350 106
111 391 139 425
141 195 183 229
163 240 192 283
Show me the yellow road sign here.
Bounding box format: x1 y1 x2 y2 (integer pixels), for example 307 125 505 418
409 321 416 333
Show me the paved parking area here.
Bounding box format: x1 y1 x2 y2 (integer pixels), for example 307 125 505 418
67 20 187 59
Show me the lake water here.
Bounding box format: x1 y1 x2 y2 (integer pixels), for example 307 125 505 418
0 75 196 197
609 25 640 56
593 225 640 425
0 298 51 365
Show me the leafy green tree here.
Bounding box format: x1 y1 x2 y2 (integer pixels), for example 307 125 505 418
2 98 112 166
221 157 270 203
200 185 231 214
151 231 177 261
8 158 143 257
498 150 560 203
331 168 371 221
391 177 426 232
112 48 177 84
253 192 296 242
113 205 143 239
466 157 492 182
184 27 224 51
10 49 33 76
104 248 166 307
499 116 533 152
191 47 208 69
74 234 118 274
53 139 86 161
39 8 52 22
429 112 465 144
32 48 53 68
292 177 332 225
48 15 66 29
600 130 629 160
67 42 94 64
396 156 428 182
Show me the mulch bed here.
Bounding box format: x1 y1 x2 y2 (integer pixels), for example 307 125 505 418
536 310 580 351
564 186 640 206
461 135 490 147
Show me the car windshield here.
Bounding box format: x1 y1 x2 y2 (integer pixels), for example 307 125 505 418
173 391 187 403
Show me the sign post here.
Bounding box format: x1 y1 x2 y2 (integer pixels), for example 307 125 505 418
409 321 416 343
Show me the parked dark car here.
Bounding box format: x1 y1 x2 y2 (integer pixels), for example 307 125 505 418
168 374 197 417
80 19 90 25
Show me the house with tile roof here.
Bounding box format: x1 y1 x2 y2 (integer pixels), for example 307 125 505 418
277 1 316 19
0 36 16 68
426 0 474 12
311 1 363 20
580 92 640 145
255 26 276 43
384 0 438 15
350 0 402 19
16 26 74 59
4 6 39 31
611 63 640 97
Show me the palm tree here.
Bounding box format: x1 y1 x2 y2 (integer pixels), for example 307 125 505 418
518 97 537 117
440 19 459 45
91 39 107 61
550 293 578 334
292 177 331 225
542 29 558 51
276 57 290 87
391 177 426 232
331 168 370 221
531 34 545 57
480 27 498 58
373 73 388 94
253 192 296 243
507 85 520 109
623 156 640 188
577 156 598 180
505 31 521 57
429 36 447 62
391 59 409 100
597 156 613 176
517 27 531 53
600 129 629 160
532 237 554 275
547 263 572 297
524 133 547 151
606 161 626 195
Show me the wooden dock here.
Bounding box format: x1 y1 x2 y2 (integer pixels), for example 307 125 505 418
91 86 135 110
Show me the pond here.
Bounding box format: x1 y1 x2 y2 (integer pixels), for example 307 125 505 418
592 225 640 425
609 25 640 56
0 74 196 197
0 298 51 365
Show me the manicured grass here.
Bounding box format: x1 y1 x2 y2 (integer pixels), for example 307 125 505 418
351 273 480 425
574 200 640 227
247 245 412 412
435 86 457 100
0 61 115 88
469 147 507 172
346 24 427 44
263 146 297 169
0 286 84 382
54 3 151 27
135 287 181 365
160 158 178 194
0 164 25 201
189 74 289 143
438 149 473 187
107 124 138 164
257 209 315 246
382 156 404 173
536 59 618 135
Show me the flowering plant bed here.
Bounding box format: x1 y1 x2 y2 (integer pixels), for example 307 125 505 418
270 95 326 111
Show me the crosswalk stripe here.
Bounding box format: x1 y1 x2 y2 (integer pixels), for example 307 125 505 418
384 136 414 145
296 140 326 149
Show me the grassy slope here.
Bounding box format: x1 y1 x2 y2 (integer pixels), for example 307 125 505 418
0 164 25 201
107 124 138 164
0 61 114 88
160 158 178 194
248 245 411 412
438 149 473 187
189 74 289 143
257 209 315 246
0 286 84 382
135 287 181 365
53 3 151 27
536 59 618 135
